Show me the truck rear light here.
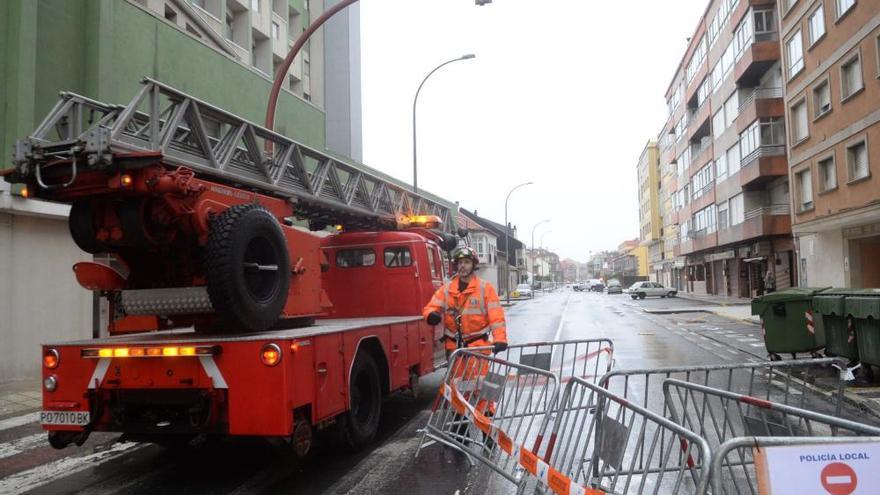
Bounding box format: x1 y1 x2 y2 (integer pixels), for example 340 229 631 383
44 375 58 392
43 349 60 369
81 345 219 358
260 343 282 367
120 174 133 187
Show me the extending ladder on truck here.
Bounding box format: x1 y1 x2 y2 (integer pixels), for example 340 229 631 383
10 78 455 232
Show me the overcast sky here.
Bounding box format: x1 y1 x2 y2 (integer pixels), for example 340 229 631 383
359 0 707 262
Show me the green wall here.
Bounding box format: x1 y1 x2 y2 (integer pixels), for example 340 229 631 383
2 0 325 172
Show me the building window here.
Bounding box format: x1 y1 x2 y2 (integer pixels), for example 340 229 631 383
795 168 814 212
729 193 745 226
808 5 825 45
840 53 863 100
727 142 741 175
836 0 855 19
271 21 279 39
713 108 725 138
790 99 809 144
818 155 837 192
716 153 728 182
786 30 804 79
718 201 730 229
783 0 798 13
812 79 831 118
724 92 738 128
846 139 869 181
251 0 260 13
164 3 178 23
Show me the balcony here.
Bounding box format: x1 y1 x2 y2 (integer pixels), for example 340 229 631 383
690 140 713 174
737 87 784 133
739 145 787 189
734 32 780 86
717 206 791 246
679 229 718 255
688 103 712 143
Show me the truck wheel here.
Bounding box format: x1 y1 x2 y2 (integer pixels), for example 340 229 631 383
69 201 104 254
204 204 290 333
336 352 382 451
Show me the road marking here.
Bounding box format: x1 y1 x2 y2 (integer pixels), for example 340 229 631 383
552 293 572 342
0 433 45 460
0 412 39 432
0 441 143 494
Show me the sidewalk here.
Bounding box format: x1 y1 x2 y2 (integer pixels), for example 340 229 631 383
639 292 760 325
675 291 753 307
0 378 41 422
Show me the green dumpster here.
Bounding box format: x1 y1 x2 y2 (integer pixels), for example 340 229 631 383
813 289 859 361
751 287 830 359
847 289 880 367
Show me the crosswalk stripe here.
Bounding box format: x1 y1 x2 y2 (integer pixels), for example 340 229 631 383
0 413 39 433
0 433 45 460
0 442 143 494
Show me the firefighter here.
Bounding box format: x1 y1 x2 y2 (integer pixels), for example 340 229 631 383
423 246 508 356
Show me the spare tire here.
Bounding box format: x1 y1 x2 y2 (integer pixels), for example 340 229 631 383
69 201 104 254
204 204 290 333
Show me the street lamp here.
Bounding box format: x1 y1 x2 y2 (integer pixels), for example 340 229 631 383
504 181 533 303
412 54 475 193
530 219 550 285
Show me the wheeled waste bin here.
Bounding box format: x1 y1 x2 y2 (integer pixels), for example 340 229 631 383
847 289 880 368
751 287 830 360
813 289 860 362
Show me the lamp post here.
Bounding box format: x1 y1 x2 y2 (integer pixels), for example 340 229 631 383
504 181 533 304
530 219 550 285
412 54 475 193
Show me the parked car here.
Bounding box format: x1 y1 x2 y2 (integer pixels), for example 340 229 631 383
515 283 534 298
590 283 606 292
605 283 623 295
626 281 678 299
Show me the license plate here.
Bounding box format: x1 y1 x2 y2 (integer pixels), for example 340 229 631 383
41 410 90 426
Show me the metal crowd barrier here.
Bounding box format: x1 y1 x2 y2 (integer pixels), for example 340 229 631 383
532 376 712 495
416 349 560 484
415 339 615 463
663 380 880 494
596 358 854 424
417 343 880 495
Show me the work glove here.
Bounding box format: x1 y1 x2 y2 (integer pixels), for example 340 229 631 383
426 311 442 325
492 342 508 354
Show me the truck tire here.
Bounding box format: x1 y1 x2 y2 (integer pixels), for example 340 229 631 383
336 352 382 451
69 201 104 254
204 204 290 333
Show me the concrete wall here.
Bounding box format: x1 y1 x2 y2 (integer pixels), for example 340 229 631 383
796 231 847 288
0 207 92 382
324 0 362 161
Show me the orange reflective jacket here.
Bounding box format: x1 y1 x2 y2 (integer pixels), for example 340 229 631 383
422 275 507 350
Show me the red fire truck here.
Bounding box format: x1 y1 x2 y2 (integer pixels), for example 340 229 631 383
4 79 460 455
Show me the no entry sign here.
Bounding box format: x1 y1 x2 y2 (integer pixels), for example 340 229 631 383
754 442 880 494
821 462 857 495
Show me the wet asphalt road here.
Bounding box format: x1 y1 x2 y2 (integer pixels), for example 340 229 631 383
0 289 767 495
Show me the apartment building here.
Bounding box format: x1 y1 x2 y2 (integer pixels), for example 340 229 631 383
780 0 880 288
637 141 664 282
658 0 796 299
